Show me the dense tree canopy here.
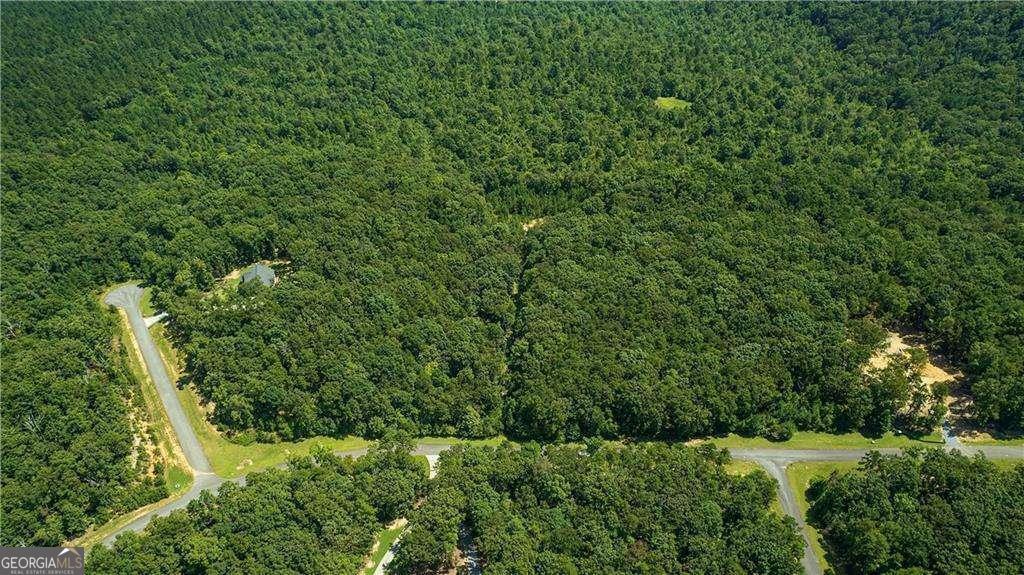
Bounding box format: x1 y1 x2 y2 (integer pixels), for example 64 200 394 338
807 450 1024 575
84 437 427 575
392 442 802 574
3 1 1023 544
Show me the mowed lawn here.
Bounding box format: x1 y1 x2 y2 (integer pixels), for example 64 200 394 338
703 429 943 451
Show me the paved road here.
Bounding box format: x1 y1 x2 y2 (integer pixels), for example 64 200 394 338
731 440 1021 575
103 282 1021 573
101 441 448 546
106 285 213 475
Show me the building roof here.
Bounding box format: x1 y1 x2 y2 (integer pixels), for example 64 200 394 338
241 263 276 286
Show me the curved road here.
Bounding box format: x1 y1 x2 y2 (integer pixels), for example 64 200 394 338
103 283 1022 574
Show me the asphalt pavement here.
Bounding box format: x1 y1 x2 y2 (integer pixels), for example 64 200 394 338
101 283 1022 574
105 284 212 475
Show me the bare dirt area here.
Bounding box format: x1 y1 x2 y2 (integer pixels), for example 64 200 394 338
866 330 990 438
867 330 959 390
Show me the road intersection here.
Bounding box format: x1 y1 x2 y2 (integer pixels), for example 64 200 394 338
102 283 1022 573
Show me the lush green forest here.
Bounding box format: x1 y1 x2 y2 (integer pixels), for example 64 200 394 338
807 450 1024 575
84 437 426 574
392 442 802 574
3 2 1023 545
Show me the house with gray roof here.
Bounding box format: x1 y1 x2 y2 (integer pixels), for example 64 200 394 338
241 263 276 286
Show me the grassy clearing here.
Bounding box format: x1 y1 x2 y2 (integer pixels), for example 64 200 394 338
654 96 691 111
786 460 859 572
702 429 943 451
362 522 407 575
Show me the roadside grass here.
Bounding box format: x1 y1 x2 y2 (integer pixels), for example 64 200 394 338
723 459 762 475
654 96 691 111
362 522 407 575
166 464 191 494
151 319 508 478
73 493 175 549
786 460 859 572
417 435 508 448
703 429 943 451
76 294 195 550
992 458 1024 471
151 322 370 477
120 322 193 492
139 287 156 316
962 434 1024 446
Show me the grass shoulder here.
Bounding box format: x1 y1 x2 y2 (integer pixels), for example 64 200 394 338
417 435 507 448
786 460 859 572
701 430 943 450
362 520 407 575
961 433 1024 446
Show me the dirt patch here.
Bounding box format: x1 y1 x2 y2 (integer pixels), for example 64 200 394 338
866 331 959 389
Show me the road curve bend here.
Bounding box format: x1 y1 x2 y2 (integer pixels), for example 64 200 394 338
102 282 1022 572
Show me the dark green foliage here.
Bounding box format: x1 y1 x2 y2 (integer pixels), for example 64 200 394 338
2 321 167 546
84 436 426 575
392 443 803 574
3 1 1024 544
807 450 1024 575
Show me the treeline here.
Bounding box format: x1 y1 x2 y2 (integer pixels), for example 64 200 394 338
807 450 1024 575
3 1 1023 543
392 442 802 574
85 437 427 575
